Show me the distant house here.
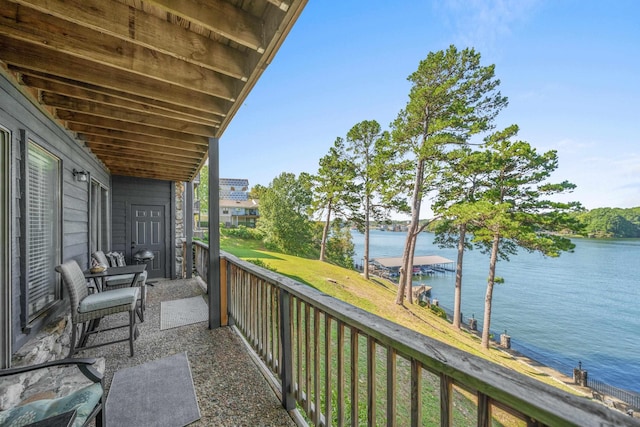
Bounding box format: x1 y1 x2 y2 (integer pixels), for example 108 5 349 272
219 178 259 228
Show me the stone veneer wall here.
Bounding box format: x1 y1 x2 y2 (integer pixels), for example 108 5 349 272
0 315 105 410
175 181 185 279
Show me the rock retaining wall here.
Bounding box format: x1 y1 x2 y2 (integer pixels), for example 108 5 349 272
0 315 105 410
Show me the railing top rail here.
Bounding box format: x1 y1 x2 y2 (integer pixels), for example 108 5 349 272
220 250 636 426
193 239 209 250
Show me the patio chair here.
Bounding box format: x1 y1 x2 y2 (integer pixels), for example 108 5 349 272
92 250 147 321
0 358 104 427
56 260 139 357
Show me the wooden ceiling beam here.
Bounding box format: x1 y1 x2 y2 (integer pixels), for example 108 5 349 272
94 151 195 168
146 0 265 52
107 164 194 181
82 135 206 158
0 3 239 100
86 140 202 163
57 111 210 145
10 0 251 81
267 0 290 11
18 72 222 124
0 36 230 116
68 124 209 153
42 93 217 137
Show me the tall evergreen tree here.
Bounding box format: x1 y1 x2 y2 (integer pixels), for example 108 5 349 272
345 120 394 279
470 125 581 349
312 138 359 262
391 46 508 305
432 147 492 328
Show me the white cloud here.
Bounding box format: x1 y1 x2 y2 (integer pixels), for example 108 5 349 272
437 0 539 53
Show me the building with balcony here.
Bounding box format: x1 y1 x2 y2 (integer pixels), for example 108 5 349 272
219 178 259 228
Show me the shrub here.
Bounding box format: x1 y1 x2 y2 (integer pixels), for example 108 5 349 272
430 305 448 320
221 225 264 240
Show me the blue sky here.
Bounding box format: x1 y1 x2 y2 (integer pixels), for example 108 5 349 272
220 0 640 218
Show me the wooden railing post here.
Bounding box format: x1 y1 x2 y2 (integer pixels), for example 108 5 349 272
220 258 228 326
440 374 452 427
411 359 422 427
279 289 295 410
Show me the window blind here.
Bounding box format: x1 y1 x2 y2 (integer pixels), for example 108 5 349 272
27 142 60 320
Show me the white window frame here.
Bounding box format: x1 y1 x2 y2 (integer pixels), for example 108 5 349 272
24 140 61 324
90 178 110 254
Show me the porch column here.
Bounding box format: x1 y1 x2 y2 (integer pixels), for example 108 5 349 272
185 181 193 279
208 138 222 328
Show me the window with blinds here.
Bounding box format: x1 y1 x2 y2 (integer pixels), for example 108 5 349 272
27 142 61 321
90 179 110 253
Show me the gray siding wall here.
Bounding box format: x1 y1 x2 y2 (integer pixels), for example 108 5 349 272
0 72 110 351
111 176 175 278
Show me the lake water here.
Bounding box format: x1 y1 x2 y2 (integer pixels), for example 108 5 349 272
352 229 640 393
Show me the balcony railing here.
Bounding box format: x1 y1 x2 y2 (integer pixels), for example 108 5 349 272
192 240 636 426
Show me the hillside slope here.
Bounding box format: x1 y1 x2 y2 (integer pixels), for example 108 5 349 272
221 236 585 395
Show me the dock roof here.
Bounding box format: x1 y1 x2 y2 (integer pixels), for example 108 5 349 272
373 255 454 268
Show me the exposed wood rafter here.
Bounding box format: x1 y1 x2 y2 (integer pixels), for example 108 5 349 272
0 0 307 181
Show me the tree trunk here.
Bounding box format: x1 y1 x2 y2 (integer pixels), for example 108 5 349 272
319 202 332 262
363 196 370 279
453 223 467 329
481 232 500 349
395 159 425 305
405 232 418 304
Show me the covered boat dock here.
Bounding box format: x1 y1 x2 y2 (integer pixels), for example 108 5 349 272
372 255 456 278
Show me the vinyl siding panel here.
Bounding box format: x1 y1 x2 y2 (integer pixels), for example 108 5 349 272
0 72 110 351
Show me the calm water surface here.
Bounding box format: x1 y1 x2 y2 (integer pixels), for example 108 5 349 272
352 230 640 393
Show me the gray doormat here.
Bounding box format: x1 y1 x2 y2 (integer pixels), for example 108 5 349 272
160 296 208 330
105 352 201 426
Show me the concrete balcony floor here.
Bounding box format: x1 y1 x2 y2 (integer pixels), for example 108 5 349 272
81 277 295 426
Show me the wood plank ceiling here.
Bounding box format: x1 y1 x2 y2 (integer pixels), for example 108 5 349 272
0 0 306 181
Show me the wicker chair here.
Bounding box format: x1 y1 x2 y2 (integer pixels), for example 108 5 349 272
0 358 104 427
91 250 147 321
56 260 139 357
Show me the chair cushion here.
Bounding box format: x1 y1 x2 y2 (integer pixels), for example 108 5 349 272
78 288 138 313
106 252 126 267
0 382 102 427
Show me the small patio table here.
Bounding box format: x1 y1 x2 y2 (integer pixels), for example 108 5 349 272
83 264 147 292
82 264 147 339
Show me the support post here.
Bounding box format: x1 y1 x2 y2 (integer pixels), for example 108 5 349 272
279 289 295 410
208 138 221 328
185 181 193 279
